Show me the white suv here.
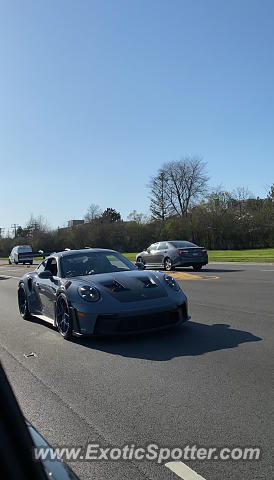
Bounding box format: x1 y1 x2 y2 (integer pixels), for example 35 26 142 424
9 245 33 265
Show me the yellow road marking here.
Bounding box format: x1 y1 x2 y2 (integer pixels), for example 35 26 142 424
164 271 220 280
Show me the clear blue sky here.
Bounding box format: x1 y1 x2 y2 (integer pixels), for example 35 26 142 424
0 0 273 233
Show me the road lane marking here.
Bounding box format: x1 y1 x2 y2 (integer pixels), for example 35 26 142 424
165 461 206 480
169 272 219 281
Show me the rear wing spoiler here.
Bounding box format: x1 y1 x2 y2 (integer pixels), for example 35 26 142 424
18 251 52 261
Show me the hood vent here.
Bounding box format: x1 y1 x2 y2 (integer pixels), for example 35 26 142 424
137 276 157 288
101 279 129 292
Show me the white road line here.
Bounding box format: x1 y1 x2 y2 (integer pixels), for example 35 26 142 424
260 269 274 271
165 462 206 480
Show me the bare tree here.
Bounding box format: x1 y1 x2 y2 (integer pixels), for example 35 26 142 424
127 210 149 224
84 204 102 223
25 214 49 234
149 171 172 221
232 186 254 216
267 183 274 201
150 157 209 218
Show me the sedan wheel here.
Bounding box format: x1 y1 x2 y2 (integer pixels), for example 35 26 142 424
56 295 73 340
18 284 31 320
164 257 173 271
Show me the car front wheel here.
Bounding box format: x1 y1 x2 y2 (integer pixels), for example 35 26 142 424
18 283 31 320
164 257 173 271
56 294 73 340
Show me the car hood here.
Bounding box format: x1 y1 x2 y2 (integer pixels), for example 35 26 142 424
72 270 168 302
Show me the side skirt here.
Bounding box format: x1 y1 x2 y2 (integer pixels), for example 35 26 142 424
33 314 55 325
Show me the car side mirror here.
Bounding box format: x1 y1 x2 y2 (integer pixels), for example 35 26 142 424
38 270 53 279
135 261 145 270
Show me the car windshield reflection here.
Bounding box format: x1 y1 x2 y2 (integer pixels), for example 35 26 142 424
60 252 135 278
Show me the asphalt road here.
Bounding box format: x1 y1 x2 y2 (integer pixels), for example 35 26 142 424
0 261 273 480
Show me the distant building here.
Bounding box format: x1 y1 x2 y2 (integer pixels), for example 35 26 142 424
67 220 84 227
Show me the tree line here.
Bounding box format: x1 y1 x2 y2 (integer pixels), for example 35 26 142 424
0 157 273 256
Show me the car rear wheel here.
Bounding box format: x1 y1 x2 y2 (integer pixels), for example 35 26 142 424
8 259 11 265
18 283 31 320
164 257 173 271
193 264 203 271
30 260 33 265
56 294 73 340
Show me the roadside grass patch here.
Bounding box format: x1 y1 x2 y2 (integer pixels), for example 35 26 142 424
122 249 274 263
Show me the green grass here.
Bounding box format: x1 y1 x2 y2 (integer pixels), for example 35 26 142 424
122 249 274 263
1 249 273 263
0 257 43 261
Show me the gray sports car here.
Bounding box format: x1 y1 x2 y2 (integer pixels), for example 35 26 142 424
136 241 208 271
18 249 189 339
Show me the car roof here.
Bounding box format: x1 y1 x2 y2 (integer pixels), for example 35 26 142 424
51 248 117 258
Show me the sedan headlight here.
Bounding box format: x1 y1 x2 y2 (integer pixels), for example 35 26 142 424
78 285 101 302
164 274 181 292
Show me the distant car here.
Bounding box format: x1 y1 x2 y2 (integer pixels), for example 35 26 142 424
18 248 189 339
9 245 33 265
136 241 208 271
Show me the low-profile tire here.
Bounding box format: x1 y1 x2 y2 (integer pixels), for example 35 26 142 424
15 261 18 265
137 257 145 269
193 264 203 271
18 283 32 320
164 257 173 271
8 259 12 265
55 294 73 340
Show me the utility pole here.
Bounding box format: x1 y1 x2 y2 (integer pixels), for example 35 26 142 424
28 222 40 235
11 224 19 237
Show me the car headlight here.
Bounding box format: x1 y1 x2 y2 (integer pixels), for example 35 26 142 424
164 274 181 292
78 285 100 302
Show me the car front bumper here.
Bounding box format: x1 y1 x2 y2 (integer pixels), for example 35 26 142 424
72 299 189 336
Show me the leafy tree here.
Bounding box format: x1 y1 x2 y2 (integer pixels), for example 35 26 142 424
100 208 121 223
149 171 171 221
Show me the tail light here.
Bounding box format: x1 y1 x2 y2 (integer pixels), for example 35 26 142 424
202 249 207 254
177 250 188 255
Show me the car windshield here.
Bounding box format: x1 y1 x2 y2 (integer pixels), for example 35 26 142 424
170 241 198 248
60 251 135 278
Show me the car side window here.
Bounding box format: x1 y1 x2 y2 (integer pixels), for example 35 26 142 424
45 258 58 276
36 261 46 273
158 242 168 250
147 243 158 253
